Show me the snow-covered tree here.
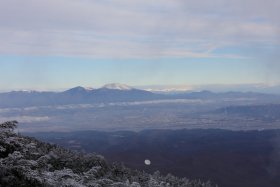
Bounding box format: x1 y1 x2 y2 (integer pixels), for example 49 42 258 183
0 121 217 187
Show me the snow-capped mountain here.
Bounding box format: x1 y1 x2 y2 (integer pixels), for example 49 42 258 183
101 83 132 90
0 83 279 108
0 84 160 107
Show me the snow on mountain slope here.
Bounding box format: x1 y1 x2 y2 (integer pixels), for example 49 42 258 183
102 83 132 90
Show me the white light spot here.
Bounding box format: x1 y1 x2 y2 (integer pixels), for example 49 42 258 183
144 159 151 165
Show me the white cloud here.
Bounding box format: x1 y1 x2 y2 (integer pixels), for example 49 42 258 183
0 116 49 123
0 0 279 58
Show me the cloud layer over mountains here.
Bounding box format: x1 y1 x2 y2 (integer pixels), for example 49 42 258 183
0 0 279 58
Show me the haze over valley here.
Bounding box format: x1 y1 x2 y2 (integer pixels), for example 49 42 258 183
1 83 280 132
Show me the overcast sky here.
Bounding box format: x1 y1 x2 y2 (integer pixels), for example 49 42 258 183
0 0 279 90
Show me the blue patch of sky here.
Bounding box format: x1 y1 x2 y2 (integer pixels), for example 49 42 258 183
0 55 265 90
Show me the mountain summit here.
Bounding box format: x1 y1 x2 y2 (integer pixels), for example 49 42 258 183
64 86 94 93
102 83 132 90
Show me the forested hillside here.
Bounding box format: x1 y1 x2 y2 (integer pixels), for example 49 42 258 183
0 121 215 187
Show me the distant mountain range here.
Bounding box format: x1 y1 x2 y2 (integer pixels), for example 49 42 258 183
0 83 160 108
0 83 279 108
139 84 280 95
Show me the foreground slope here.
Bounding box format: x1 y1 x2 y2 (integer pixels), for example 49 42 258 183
33 129 280 187
0 121 215 187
